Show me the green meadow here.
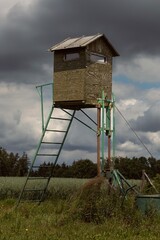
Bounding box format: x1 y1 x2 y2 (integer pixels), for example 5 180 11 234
1 177 160 240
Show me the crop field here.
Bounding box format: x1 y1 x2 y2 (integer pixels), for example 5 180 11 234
1 177 160 240
0 177 88 200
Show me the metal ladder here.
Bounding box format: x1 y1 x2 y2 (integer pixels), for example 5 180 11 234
17 107 75 206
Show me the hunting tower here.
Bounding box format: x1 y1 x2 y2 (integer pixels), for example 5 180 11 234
50 33 119 109
17 34 119 206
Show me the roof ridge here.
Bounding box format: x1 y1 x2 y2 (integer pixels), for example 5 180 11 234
80 33 103 47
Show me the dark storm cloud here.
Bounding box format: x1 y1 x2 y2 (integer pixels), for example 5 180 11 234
1 0 160 83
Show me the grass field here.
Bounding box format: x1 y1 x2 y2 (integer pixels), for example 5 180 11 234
1 177 160 240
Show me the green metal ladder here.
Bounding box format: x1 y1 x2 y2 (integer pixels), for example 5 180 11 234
17 106 75 205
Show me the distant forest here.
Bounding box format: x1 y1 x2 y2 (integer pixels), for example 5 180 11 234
0 147 160 179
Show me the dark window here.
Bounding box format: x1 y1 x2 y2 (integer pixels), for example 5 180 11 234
64 53 80 61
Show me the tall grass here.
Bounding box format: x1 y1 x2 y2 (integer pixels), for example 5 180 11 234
1 195 160 239
1 177 160 239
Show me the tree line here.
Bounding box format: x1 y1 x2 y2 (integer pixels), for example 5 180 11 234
1 147 160 178
0 147 28 176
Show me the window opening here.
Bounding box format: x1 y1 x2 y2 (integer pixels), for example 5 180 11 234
64 53 80 61
90 53 107 64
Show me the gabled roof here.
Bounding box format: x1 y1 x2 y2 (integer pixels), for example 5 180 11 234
50 33 119 56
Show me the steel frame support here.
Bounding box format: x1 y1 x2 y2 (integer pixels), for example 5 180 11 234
97 90 115 175
112 169 139 195
97 106 101 177
101 91 105 172
112 93 116 165
36 85 116 177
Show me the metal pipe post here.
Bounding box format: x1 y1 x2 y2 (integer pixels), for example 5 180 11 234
40 86 44 132
112 94 116 165
101 91 105 172
108 136 111 171
97 106 101 176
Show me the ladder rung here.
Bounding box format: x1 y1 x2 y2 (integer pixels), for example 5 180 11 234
37 154 58 156
50 117 71 121
42 141 62 145
46 129 66 133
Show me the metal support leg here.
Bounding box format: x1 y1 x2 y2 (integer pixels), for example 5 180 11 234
108 136 111 171
97 106 101 177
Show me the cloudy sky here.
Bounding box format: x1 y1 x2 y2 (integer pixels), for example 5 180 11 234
1 0 160 164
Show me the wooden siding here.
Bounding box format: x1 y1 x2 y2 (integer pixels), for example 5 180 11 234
54 69 85 102
87 37 114 56
85 61 112 106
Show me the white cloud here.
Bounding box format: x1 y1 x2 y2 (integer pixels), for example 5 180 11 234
117 98 146 119
115 55 160 83
145 88 160 103
118 140 143 152
146 132 160 146
115 96 149 121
